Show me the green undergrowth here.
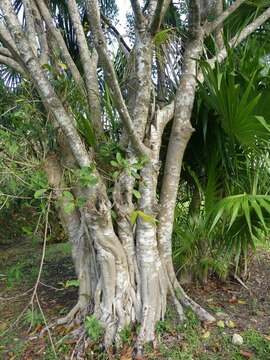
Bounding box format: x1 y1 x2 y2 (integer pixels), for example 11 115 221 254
1 242 270 359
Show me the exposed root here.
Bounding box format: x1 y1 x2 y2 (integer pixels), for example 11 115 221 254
173 282 215 323
164 260 215 323
181 294 216 323
57 302 88 326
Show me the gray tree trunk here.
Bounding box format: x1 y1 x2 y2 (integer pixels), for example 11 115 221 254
0 0 269 350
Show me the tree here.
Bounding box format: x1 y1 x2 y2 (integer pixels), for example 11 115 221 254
0 0 270 351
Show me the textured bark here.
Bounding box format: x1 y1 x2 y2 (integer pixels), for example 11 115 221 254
44 154 94 315
158 35 203 263
213 0 224 49
0 0 268 351
67 0 103 138
34 0 85 90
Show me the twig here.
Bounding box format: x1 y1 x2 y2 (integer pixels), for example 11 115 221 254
39 281 64 291
233 274 251 293
0 287 34 301
36 293 57 358
30 191 52 304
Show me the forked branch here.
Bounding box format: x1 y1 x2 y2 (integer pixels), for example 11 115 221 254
150 0 171 34
204 0 246 36
202 5 270 78
86 0 150 157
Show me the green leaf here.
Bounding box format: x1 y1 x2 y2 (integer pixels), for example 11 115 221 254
209 205 225 233
242 196 252 235
250 199 267 230
132 190 141 199
137 210 158 224
116 152 122 163
228 200 241 230
58 62 68 70
154 28 173 46
34 189 47 199
63 191 74 201
76 167 98 187
64 279 79 288
110 160 118 167
130 210 138 225
77 196 87 208
63 201 75 214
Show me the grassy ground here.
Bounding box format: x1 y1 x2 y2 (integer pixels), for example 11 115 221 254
1 235 270 359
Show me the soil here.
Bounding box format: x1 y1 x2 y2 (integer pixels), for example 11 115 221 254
1 237 270 359
186 249 270 334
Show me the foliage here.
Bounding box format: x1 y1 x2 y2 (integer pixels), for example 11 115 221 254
173 36 270 281
119 324 132 345
23 309 43 328
85 315 104 342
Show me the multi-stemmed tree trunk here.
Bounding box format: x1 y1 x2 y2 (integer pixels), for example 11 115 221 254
1 0 270 350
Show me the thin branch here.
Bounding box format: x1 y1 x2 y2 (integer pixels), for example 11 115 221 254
34 0 85 90
67 0 103 137
204 0 246 36
200 6 270 80
0 54 26 75
31 0 49 65
85 0 150 157
0 287 34 301
0 46 12 57
29 191 51 333
213 0 224 49
22 0 38 55
35 294 57 357
0 23 24 65
1 0 91 167
157 101 174 130
101 12 131 55
150 0 171 34
130 0 145 29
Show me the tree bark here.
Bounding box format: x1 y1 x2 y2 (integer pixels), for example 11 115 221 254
1 0 268 351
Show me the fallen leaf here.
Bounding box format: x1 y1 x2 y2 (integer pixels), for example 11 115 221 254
226 320 236 328
217 320 225 328
240 350 253 358
120 346 133 360
202 331 211 339
229 296 238 304
238 300 247 305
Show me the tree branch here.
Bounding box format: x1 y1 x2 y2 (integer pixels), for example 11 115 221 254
31 0 49 65
204 0 246 36
157 101 174 131
150 0 171 34
0 47 12 57
130 0 145 29
67 0 103 138
22 0 38 55
213 0 224 49
0 23 22 61
85 0 150 157
101 13 131 55
0 0 91 168
34 0 85 91
200 5 270 81
0 54 26 75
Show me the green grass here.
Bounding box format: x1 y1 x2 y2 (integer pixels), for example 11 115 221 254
146 328 270 360
1 241 270 359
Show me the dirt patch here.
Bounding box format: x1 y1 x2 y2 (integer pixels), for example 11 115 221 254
185 249 270 335
1 241 270 359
